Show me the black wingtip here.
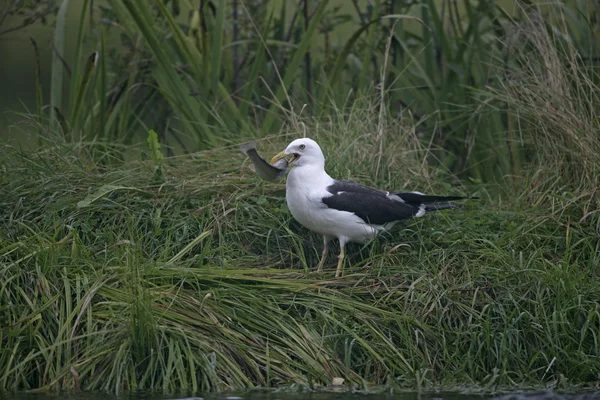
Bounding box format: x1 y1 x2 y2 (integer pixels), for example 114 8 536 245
424 202 464 211
395 192 478 204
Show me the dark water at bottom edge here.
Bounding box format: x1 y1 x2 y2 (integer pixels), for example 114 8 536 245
1 389 600 400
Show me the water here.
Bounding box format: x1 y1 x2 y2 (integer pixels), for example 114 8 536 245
0 390 488 400
0 392 473 400
2 390 600 400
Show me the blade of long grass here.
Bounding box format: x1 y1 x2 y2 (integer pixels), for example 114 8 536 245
70 52 98 135
390 0 406 109
303 0 312 106
50 0 69 135
98 34 107 139
210 0 226 96
357 0 380 91
261 0 330 133
166 231 212 266
119 0 214 146
239 10 274 119
420 1 434 80
30 38 43 140
320 14 428 106
154 0 247 134
68 0 91 122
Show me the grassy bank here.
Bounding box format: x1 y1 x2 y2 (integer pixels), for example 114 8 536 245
1 0 600 394
1 103 599 393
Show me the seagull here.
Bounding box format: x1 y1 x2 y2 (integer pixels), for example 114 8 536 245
270 138 472 277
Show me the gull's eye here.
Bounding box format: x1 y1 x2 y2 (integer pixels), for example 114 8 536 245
299 144 305 150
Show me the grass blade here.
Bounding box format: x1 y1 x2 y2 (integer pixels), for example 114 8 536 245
261 0 330 133
30 38 43 139
239 10 274 119
50 0 69 135
210 0 226 96
166 231 212 266
357 0 380 91
70 52 98 134
68 0 91 122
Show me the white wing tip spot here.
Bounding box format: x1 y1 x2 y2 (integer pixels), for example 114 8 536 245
416 204 426 217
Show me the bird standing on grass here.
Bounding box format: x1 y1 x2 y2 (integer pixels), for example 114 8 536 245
270 138 472 278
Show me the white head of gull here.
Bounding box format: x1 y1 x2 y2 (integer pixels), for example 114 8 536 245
271 138 470 277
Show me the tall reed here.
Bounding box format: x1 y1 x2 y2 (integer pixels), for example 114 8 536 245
28 1 597 183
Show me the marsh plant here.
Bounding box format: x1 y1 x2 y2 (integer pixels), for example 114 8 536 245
1 0 599 394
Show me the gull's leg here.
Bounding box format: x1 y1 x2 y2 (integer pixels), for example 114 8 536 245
316 236 330 272
335 238 348 278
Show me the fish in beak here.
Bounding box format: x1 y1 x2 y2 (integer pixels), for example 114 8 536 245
240 141 288 181
271 150 301 166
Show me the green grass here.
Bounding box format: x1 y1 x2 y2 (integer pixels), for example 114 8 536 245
1 103 599 393
1 0 600 395
18 0 596 181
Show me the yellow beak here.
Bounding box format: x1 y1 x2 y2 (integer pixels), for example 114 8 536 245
270 150 287 165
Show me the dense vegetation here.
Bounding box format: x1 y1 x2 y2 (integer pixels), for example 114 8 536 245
1 0 599 395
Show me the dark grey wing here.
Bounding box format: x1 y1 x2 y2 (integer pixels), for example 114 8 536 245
322 181 420 225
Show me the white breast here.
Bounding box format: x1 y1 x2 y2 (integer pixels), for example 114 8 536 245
285 166 382 244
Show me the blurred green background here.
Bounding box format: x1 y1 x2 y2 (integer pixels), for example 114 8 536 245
0 0 522 145
0 0 370 143
0 0 596 182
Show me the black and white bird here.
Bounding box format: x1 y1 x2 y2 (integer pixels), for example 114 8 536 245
270 138 472 277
